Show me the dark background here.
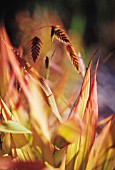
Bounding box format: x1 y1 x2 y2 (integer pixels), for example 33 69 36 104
0 0 115 49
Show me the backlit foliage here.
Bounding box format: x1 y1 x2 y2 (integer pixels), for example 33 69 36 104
0 24 115 170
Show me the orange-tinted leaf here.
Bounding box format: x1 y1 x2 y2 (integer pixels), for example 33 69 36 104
29 79 50 142
42 142 54 166
0 27 9 98
74 60 99 170
86 115 115 170
65 59 95 170
1 25 62 122
69 59 92 119
15 51 62 122
98 115 112 126
1 25 33 105
29 79 54 165
0 97 15 121
60 90 78 115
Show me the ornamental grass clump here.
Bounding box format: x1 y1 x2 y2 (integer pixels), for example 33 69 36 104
0 24 115 170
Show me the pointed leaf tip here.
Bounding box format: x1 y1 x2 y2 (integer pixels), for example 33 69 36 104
0 121 31 134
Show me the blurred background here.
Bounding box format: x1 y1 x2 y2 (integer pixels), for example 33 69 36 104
0 0 115 119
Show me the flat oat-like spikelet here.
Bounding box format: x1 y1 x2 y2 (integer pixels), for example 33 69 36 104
51 25 70 44
66 44 80 73
30 36 42 63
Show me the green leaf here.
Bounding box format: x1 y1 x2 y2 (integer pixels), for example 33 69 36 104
0 120 31 134
57 118 84 143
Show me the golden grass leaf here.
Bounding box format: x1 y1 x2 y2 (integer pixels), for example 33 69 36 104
1 25 62 123
15 54 62 122
57 118 84 143
65 59 92 170
12 134 35 162
0 98 15 121
74 60 99 170
86 115 115 170
69 59 92 119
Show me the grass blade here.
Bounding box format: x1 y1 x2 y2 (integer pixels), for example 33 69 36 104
74 60 99 170
69 59 92 119
1 25 62 122
57 118 84 143
1 25 33 105
0 120 31 134
65 59 92 170
0 27 9 98
16 51 62 122
29 79 50 142
86 115 115 170
12 134 35 161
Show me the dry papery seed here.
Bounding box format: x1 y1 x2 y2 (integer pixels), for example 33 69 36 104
66 44 80 73
30 36 42 63
51 25 70 44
